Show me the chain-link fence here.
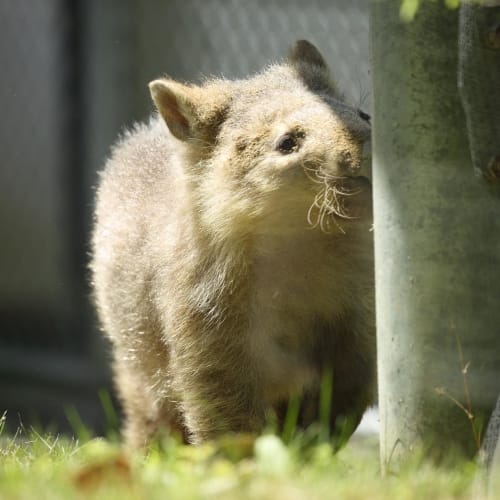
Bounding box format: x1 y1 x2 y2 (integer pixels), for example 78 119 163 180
134 0 370 108
0 0 370 432
0 0 79 351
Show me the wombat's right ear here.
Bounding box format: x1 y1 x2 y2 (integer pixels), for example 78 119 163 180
149 80 192 140
149 79 229 142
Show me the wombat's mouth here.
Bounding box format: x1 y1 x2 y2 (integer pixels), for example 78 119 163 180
307 176 371 233
338 176 372 191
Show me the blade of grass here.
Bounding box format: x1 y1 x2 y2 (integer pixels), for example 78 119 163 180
65 406 92 444
282 394 301 445
319 365 333 443
98 388 120 441
0 411 6 437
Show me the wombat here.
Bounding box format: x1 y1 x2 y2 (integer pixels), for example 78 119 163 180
91 40 375 447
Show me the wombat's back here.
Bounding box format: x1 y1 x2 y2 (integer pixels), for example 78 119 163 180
91 116 196 445
93 118 178 332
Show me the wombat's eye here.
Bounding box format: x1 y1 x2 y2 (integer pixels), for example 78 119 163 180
358 110 370 122
276 133 299 154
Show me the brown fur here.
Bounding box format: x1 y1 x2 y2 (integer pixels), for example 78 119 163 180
91 41 375 447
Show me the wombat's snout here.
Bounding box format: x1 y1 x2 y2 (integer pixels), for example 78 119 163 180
336 138 372 181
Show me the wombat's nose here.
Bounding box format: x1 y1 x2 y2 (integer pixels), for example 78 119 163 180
337 151 363 177
337 141 372 180
338 151 358 173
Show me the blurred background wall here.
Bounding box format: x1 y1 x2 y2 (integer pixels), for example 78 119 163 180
0 0 369 434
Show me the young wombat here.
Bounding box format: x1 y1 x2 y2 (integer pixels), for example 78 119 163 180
91 40 375 447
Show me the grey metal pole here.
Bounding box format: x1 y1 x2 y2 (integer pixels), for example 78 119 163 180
371 0 500 471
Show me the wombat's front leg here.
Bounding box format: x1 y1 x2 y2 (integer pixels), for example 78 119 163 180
169 338 265 443
274 353 374 444
274 317 376 443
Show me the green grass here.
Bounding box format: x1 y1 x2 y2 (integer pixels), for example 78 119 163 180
0 411 482 500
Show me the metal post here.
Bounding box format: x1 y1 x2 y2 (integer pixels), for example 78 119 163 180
371 0 500 470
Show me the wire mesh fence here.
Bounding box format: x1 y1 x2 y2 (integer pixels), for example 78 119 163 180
0 0 81 352
134 0 370 117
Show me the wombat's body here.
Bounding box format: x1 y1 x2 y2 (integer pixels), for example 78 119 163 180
91 41 375 447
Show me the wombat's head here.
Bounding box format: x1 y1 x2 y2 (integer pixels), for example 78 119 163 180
150 40 371 239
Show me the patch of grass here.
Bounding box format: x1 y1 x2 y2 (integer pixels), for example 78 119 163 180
0 417 480 500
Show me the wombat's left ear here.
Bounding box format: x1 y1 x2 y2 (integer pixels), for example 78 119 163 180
288 40 334 93
289 40 328 70
149 79 229 143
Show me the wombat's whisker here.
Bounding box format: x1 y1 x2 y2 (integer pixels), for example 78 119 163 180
302 164 324 185
307 190 325 228
326 186 348 218
307 186 347 234
321 195 345 234
305 159 365 230
335 186 363 197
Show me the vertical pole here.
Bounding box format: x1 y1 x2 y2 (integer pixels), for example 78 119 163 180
371 1 500 470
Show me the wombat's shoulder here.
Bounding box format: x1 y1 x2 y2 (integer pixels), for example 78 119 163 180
102 117 176 190
92 116 191 292
95 117 186 222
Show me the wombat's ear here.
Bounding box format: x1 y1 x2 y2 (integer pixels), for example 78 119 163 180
149 79 229 142
289 40 328 69
288 40 334 93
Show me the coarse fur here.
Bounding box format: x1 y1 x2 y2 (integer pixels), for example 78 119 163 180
91 40 375 447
